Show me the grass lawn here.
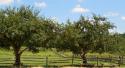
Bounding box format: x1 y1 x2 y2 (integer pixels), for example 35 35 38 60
0 49 124 67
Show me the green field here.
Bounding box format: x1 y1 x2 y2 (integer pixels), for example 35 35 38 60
0 49 124 67
0 49 75 67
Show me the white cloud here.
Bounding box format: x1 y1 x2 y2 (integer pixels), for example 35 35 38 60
72 4 90 13
0 0 20 5
0 0 13 5
104 12 119 17
121 16 125 21
35 1 47 8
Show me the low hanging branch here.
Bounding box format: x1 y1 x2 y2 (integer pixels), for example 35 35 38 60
19 47 28 55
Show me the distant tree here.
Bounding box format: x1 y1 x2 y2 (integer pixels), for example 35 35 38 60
0 6 57 66
113 33 125 55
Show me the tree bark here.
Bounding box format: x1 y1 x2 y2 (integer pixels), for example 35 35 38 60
14 53 21 67
80 51 87 64
81 54 87 64
13 45 22 67
82 54 87 64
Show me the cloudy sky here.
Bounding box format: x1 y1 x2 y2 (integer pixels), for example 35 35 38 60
0 0 125 33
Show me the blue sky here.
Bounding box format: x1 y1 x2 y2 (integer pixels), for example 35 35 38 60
0 0 125 33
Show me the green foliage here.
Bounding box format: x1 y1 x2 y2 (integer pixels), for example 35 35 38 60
56 15 117 54
113 33 125 55
0 6 58 52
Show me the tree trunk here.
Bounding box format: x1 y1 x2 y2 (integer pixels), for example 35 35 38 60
14 53 21 67
13 45 22 67
82 54 87 64
81 52 87 64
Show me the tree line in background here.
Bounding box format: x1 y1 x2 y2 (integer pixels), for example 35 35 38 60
0 6 124 67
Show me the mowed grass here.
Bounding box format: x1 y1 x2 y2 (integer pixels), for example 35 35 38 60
0 49 123 67
0 49 77 67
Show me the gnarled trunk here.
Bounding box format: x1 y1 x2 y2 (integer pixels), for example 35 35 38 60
82 54 87 64
80 51 87 64
81 54 87 64
13 45 22 67
14 53 21 66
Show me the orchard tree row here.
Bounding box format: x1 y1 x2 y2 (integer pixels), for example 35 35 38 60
0 6 120 67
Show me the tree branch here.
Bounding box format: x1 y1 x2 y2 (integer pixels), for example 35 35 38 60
19 47 28 55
